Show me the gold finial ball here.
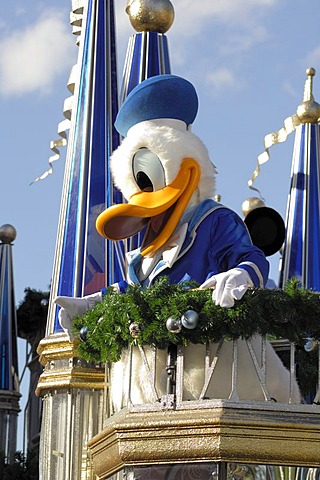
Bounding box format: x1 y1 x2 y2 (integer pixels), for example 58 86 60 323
306 67 316 77
126 0 174 34
241 197 265 217
0 224 17 244
297 100 320 124
297 67 320 124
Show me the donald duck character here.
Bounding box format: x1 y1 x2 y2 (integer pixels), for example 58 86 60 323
56 75 301 406
96 74 269 301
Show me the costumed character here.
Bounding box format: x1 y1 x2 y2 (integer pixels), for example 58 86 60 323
56 75 301 407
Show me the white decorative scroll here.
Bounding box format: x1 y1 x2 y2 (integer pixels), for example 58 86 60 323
248 113 301 195
30 5 83 185
30 121 69 185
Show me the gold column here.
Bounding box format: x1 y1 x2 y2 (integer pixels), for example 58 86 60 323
36 334 105 480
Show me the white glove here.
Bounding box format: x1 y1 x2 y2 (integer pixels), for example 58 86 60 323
54 291 103 339
200 268 253 308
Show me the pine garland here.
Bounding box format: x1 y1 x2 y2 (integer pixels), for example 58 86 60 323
72 277 320 364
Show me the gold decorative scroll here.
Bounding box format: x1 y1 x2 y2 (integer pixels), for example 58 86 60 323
248 113 301 195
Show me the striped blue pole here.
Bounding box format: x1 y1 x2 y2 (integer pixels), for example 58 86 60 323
0 226 18 392
120 31 171 102
47 0 122 334
279 122 320 290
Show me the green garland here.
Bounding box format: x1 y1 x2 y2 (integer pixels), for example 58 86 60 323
73 277 320 364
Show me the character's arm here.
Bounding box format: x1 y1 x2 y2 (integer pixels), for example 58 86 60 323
200 208 269 308
55 280 129 339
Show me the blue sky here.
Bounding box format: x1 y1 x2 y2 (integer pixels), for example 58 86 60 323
1 0 319 448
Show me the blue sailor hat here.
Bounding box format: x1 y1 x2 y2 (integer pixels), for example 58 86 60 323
115 74 199 137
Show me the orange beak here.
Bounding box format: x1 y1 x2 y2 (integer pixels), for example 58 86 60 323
96 158 200 257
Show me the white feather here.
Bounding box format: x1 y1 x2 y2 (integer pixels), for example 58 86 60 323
110 121 217 206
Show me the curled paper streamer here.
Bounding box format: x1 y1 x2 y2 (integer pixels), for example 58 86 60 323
30 120 70 185
30 3 84 185
248 113 301 195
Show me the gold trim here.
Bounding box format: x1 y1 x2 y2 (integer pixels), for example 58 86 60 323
36 334 105 397
36 365 105 397
37 334 79 365
89 403 320 479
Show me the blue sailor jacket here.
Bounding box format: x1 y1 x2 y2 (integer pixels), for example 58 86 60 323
122 199 269 290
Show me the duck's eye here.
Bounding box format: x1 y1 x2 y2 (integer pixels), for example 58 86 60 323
132 148 165 192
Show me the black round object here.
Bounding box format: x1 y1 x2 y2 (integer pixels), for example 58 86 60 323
79 326 88 342
244 207 285 257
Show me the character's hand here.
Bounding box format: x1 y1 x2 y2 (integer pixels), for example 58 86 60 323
54 291 103 339
200 268 253 308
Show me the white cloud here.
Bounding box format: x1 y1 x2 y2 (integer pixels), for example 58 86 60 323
114 0 278 78
171 0 277 34
218 25 269 56
115 0 276 44
0 11 75 96
282 80 299 100
205 67 245 92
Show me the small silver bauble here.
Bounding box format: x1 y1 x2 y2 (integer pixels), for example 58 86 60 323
304 337 318 352
129 322 140 338
79 326 88 342
181 310 199 329
166 317 182 333
40 298 48 307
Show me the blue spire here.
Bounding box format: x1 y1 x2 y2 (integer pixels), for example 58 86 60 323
279 123 320 290
121 0 174 101
279 68 320 290
49 0 122 334
0 225 19 392
120 30 171 102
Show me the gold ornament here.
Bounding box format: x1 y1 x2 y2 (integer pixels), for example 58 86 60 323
241 197 265 217
126 0 174 33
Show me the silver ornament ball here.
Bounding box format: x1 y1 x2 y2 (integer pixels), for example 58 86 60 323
129 323 140 338
181 310 199 329
79 326 88 342
304 337 318 352
166 317 182 333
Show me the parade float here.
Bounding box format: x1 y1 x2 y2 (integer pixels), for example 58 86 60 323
34 1 320 479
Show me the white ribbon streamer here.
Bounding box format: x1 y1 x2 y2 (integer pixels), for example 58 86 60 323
248 113 301 196
30 3 84 185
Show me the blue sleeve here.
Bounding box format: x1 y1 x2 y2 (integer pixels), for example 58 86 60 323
207 208 269 287
101 280 129 295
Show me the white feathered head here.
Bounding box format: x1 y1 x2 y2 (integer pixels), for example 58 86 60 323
96 75 217 257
